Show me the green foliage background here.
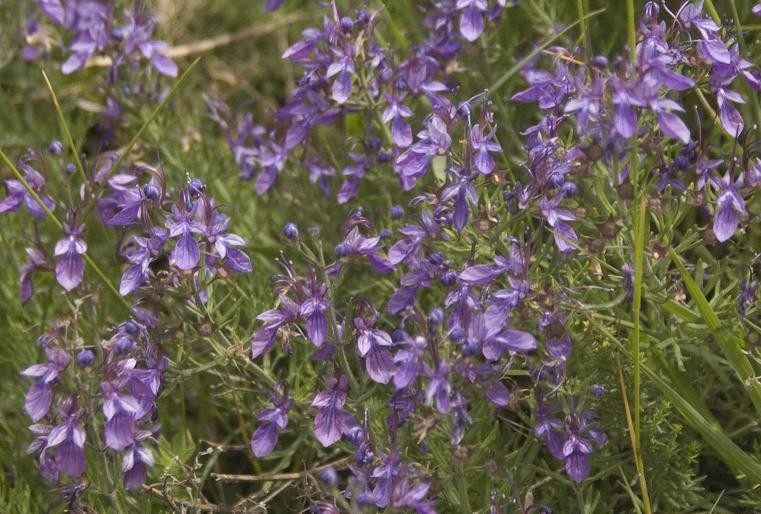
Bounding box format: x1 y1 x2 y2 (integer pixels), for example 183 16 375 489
1 1 761 512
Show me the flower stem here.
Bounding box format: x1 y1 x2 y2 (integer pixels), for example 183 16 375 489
41 70 89 190
626 0 636 63
317 243 360 392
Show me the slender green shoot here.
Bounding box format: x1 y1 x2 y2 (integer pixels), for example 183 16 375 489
41 70 89 189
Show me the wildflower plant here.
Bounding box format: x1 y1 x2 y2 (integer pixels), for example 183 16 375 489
2 0 761 512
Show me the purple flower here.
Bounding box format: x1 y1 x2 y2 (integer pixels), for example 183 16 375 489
716 88 745 137
456 0 487 42
122 440 154 490
0 151 55 217
251 387 293 457
393 334 426 389
713 173 747 242
59 1 112 74
167 204 204 270
102 385 141 451
355 318 394 384
534 406 565 459
22 349 70 421
300 288 330 347
425 360 452 413
20 247 49 304
120 231 166 296
539 196 577 253
53 223 87 291
266 0 284 11
46 406 86 478
326 47 355 104
469 124 502 174
113 10 177 77
251 294 300 358
563 434 593 483
382 93 414 147
205 212 253 273
336 226 394 273
311 376 355 447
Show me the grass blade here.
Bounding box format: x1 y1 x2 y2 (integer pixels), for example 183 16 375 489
642 363 761 485
41 70 89 188
486 9 606 94
669 247 761 419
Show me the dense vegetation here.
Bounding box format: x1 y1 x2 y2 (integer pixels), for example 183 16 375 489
2 1 761 512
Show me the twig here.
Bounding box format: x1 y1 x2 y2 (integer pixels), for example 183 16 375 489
85 13 305 68
212 456 351 483
141 485 230 512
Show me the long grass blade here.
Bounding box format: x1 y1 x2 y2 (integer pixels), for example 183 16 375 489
668 248 761 419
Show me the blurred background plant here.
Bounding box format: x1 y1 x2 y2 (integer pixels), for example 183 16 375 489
1 1 761 512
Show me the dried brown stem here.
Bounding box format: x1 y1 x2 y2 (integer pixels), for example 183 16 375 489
211 456 352 483
85 12 305 68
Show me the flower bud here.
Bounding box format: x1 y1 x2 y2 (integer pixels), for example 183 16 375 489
561 182 577 197
356 9 370 25
440 271 457 287
64 163 76 174
143 181 161 200
334 242 351 258
318 466 338 487
115 336 134 354
591 384 605 396
340 16 354 33
188 178 205 197
379 229 391 239
75 349 95 367
390 205 404 220
283 223 299 240
591 55 608 69
645 1 659 20
49 140 63 156
428 308 444 326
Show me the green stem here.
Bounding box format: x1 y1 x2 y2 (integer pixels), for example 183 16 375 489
41 71 89 189
703 0 722 24
454 458 471 514
626 0 636 63
317 243 360 392
577 0 590 53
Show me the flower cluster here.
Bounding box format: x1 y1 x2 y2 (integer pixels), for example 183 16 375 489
208 1 512 202
26 0 177 78
3 138 251 493
511 0 761 244
22 318 164 489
